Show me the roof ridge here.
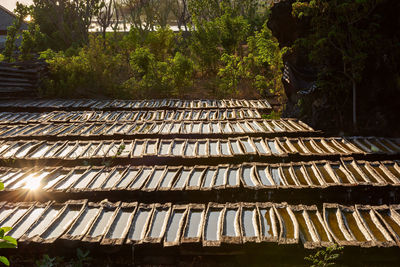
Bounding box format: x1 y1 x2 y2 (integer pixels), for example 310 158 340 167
0 3 18 19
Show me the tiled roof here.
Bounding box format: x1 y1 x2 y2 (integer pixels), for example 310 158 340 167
2 159 399 193
0 98 399 263
0 99 272 110
1 200 400 248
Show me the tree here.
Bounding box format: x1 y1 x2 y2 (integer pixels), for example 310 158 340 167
292 0 384 131
246 22 284 97
171 0 190 31
30 0 102 50
97 0 115 42
3 3 30 62
19 24 46 60
120 0 157 32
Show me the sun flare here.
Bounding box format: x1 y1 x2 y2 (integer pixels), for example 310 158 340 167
23 173 43 190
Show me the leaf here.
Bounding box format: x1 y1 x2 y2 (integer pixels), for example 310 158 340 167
2 236 17 247
0 242 17 249
0 183 4 191
0 228 12 234
0 256 9 266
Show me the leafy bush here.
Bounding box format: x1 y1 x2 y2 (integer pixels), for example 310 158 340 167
21 0 284 99
125 47 169 97
144 27 178 61
305 244 343 267
246 22 284 96
40 35 128 98
36 248 91 267
216 6 250 54
30 0 102 50
217 53 245 97
189 4 250 71
0 182 18 266
167 52 194 96
19 24 46 61
4 3 30 62
125 48 194 98
189 17 221 73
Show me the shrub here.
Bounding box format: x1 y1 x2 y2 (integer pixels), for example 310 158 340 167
19 24 46 61
246 22 284 96
125 47 169 97
0 182 18 266
144 27 178 61
305 244 343 267
39 36 128 98
217 53 245 97
167 52 194 96
189 17 221 74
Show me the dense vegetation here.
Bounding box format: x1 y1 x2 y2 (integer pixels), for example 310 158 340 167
2 0 284 101
286 0 400 133
2 0 399 134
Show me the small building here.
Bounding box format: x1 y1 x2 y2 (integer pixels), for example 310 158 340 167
0 4 28 49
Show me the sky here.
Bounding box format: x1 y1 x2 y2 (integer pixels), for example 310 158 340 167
1 0 33 12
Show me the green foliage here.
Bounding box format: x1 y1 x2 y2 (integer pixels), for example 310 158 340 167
30 0 102 50
0 182 17 266
126 47 194 97
36 254 61 267
305 244 344 267
0 257 9 266
32 0 284 99
19 24 46 61
188 0 222 22
188 0 268 31
217 53 245 97
291 0 390 129
145 27 178 61
73 248 91 267
36 248 91 267
262 111 281 120
39 35 127 98
189 17 221 73
246 22 284 96
126 47 168 97
122 0 175 32
167 52 195 96
4 3 30 62
189 4 250 74
217 6 250 54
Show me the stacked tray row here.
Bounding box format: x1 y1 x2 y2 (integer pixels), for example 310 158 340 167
0 109 263 124
0 119 314 139
0 137 398 161
0 99 272 110
1 159 399 193
1 200 400 248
